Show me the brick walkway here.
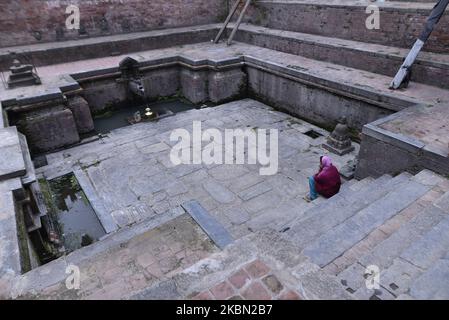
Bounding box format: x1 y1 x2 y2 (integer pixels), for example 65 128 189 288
192 259 302 300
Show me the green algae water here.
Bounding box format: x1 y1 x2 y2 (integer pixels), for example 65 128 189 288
46 174 105 253
93 99 198 134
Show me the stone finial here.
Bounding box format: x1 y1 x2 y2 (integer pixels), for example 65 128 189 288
323 117 355 156
7 58 41 89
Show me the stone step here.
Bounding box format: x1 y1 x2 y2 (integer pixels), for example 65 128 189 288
302 175 433 267
347 170 449 274
349 177 375 192
408 258 449 299
289 174 393 227
363 214 449 299
338 204 448 294
400 214 449 270
242 0 449 53
284 173 407 250
234 23 449 89
0 24 220 70
250 198 313 233
131 229 352 300
434 191 449 213
12 206 197 298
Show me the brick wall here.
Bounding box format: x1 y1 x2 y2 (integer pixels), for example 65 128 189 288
0 0 228 48
243 2 449 53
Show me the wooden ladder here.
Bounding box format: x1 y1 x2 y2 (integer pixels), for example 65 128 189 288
214 0 252 46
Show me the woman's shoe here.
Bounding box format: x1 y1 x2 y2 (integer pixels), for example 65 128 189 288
303 195 313 203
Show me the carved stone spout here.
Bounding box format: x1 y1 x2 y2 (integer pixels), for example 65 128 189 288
128 78 145 97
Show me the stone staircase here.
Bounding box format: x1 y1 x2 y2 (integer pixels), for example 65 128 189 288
287 169 449 299
10 167 449 300
128 169 449 300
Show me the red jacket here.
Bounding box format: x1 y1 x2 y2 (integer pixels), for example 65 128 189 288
314 165 341 198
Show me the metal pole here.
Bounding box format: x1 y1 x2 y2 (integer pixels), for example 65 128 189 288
390 0 449 89
227 0 251 46
214 0 241 44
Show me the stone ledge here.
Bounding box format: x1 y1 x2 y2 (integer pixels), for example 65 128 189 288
0 127 26 181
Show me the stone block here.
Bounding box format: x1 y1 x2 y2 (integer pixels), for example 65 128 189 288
262 275 283 294
67 96 94 134
180 69 208 104
142 67 180 100
18 106 80 154
82 80 127 113
409 259 449 300
0 127 26 181
208 69 247 104
203 180 235 204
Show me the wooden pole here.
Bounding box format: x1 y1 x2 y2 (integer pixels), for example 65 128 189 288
227 0 252 46
214 0 241 44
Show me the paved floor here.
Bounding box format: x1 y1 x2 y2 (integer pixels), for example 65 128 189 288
191 259 302 300
15 214 217 300
38 99 358 240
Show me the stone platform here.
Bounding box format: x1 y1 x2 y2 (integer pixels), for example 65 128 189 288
37 99 358 236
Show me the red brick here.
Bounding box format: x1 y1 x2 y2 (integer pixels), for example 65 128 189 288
192 291 214 300
210 281 235 300
244 260 270 279
241 282 271 300
278 290 301 300
228 269 251 289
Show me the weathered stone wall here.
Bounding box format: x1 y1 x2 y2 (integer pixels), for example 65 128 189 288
356 134 449 179
234 29 449 90
17 106 80 154
243 2 449 53
246 67 394 132
0 0 228 48
81 78 128 114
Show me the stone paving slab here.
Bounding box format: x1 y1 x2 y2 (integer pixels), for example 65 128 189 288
39 99 358 239
182 200 234 250
409 259 449 300
0 127 26 181
13 213 217 299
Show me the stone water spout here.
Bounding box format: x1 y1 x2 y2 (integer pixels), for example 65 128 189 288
118 56 146 99
128 78 145 97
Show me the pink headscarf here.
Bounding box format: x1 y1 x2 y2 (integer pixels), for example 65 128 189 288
321 156 333 168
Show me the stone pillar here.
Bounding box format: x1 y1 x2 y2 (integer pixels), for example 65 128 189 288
67 96 95 134
208 69 247 104
180 69 208 104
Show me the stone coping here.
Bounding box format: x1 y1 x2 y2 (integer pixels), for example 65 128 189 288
363 105 449 162
235 24 449 70
255 0 440 12
0 45 424 113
